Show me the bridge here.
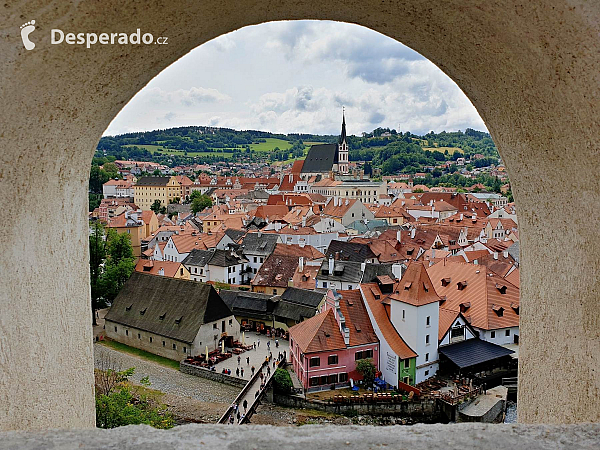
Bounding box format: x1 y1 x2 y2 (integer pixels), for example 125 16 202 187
218 357 286 425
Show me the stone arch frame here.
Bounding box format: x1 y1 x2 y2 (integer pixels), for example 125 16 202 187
0 0 598 431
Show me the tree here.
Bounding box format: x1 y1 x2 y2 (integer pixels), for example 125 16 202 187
191 195 212 214
100 230 135 303
89 165 109 194
89 221 106 326
150 199 162 214
356 358 376 388
272 368 293 394
95 355 174 429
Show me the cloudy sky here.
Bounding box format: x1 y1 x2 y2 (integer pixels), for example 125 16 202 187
104 21 486 137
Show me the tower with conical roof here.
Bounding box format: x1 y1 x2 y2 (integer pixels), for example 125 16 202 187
338 110 349 174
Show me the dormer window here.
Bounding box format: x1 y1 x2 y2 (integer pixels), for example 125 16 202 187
492 305 504 317
139 308 147 315
496 283 507 294
457 281 468 290
511 303 520 315
159 313 166 320
423 283 429 292
404 282 412 290
441 277 451 287
406 248 414 255
460 302 471 313
174 316 183 324
125 304 133 312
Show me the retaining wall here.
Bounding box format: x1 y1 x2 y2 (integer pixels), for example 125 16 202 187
180 361 248 389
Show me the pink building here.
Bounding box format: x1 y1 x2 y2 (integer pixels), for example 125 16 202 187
289 290 379 392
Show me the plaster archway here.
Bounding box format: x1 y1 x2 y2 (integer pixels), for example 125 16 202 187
0 0 598 430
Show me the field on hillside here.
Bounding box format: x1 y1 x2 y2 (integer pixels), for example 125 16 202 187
122 144 235 158
249 138 293 152
422 146 464 155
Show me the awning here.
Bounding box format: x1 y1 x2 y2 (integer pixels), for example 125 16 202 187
439 339 514 369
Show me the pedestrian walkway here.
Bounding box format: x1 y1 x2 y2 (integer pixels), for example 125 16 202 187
217 335 288 425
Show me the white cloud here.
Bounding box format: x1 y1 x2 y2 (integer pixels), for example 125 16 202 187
104 20 486 137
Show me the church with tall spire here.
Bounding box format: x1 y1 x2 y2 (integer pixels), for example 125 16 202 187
300 111 350 178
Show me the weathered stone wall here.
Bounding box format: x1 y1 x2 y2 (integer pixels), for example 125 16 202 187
180 361 248 389
273 393 440 419
1 0 599 430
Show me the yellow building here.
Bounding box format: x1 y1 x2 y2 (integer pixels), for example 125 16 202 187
107 210 159 258
134 176 181 211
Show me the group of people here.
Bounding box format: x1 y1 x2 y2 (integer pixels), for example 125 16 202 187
228 399 249 424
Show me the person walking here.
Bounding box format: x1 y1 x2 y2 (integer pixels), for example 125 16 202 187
251 366 255 376
247 356 250 365
241 367 244 377
257 338 260 348
238 355 241 365
267 341 270 350
236 367 240 377
243 399 248 413
267 366 271 377
253 342 256 350
273 360 276 369
275 339 279 348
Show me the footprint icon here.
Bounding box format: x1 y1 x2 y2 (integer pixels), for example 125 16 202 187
20 20 36 50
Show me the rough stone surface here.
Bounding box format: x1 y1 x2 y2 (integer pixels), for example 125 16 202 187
0 0 599 430
1 424 599 449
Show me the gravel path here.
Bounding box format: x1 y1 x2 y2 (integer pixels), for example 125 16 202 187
94 344 239 404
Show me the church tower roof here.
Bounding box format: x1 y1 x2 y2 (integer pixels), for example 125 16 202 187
339 111 347 144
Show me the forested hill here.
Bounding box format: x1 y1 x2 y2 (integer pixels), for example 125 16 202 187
96 125 499 173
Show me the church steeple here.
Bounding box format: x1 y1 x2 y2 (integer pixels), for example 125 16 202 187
339 108 347 144
337 108 349 174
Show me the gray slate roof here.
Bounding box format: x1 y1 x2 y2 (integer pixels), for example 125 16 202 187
301 144 338 174
219 290 275 320
280 287 325 308
273 300 316 322
507 241 520 264
225 229 246 243
317 260 364 283
183 248 247 267
104 272 233 344
136 177 171 186
325 240 377 263
362 263 397 283
241 232 279 255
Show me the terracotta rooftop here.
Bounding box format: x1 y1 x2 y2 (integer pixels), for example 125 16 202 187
360 283 417 359
288 308 346 354
389 261 442 307
337 289 378 347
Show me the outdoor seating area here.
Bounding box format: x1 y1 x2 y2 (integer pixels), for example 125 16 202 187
330 391 414 405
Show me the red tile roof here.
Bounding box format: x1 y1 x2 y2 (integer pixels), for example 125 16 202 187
389 262 442 306
337 290 378 347
360 284 417 359
289 309 346 354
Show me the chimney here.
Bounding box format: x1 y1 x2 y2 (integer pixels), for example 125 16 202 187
288 278 294 287
360 262 366 273
299 257 304 272
299 240 305 248
503 250 509 258
302 216 306 227
335 251 340 260
410 228 416 239
158 267 165 276
392 263 402 280
493 252 498 260
460 213 463 220
431 248 435 259
257 231 262 238
345 199 349 206
474 259 478 265
396 230 402 242
328 255 334 274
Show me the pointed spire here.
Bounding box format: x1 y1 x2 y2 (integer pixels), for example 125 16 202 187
339 107 347 144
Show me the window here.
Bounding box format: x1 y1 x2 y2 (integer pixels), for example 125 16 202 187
425 335 430 345
355 351 363 361
328 374 338 384
300 354 304 363
125 330 128 336
424 370 429 376
290 338 293 348
162 341 166 347
364 349 373 358
229 319 233 326
320 375 329 385
114 326 118 332
172 343 177 350
348 285 352 290
403 376 410 384
402 310 406 320
213 323 217 329
426 316 431 326
323 282 327 288
183 346 186 353
150 337 153 343
491 331 496 338
328 355 338 365
425 353 429 362
505 329 511 336
309 377 319 387
273 289 277 295
339 373 348 382
138 333 141 339
404 359 410 369
309 357 320 367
